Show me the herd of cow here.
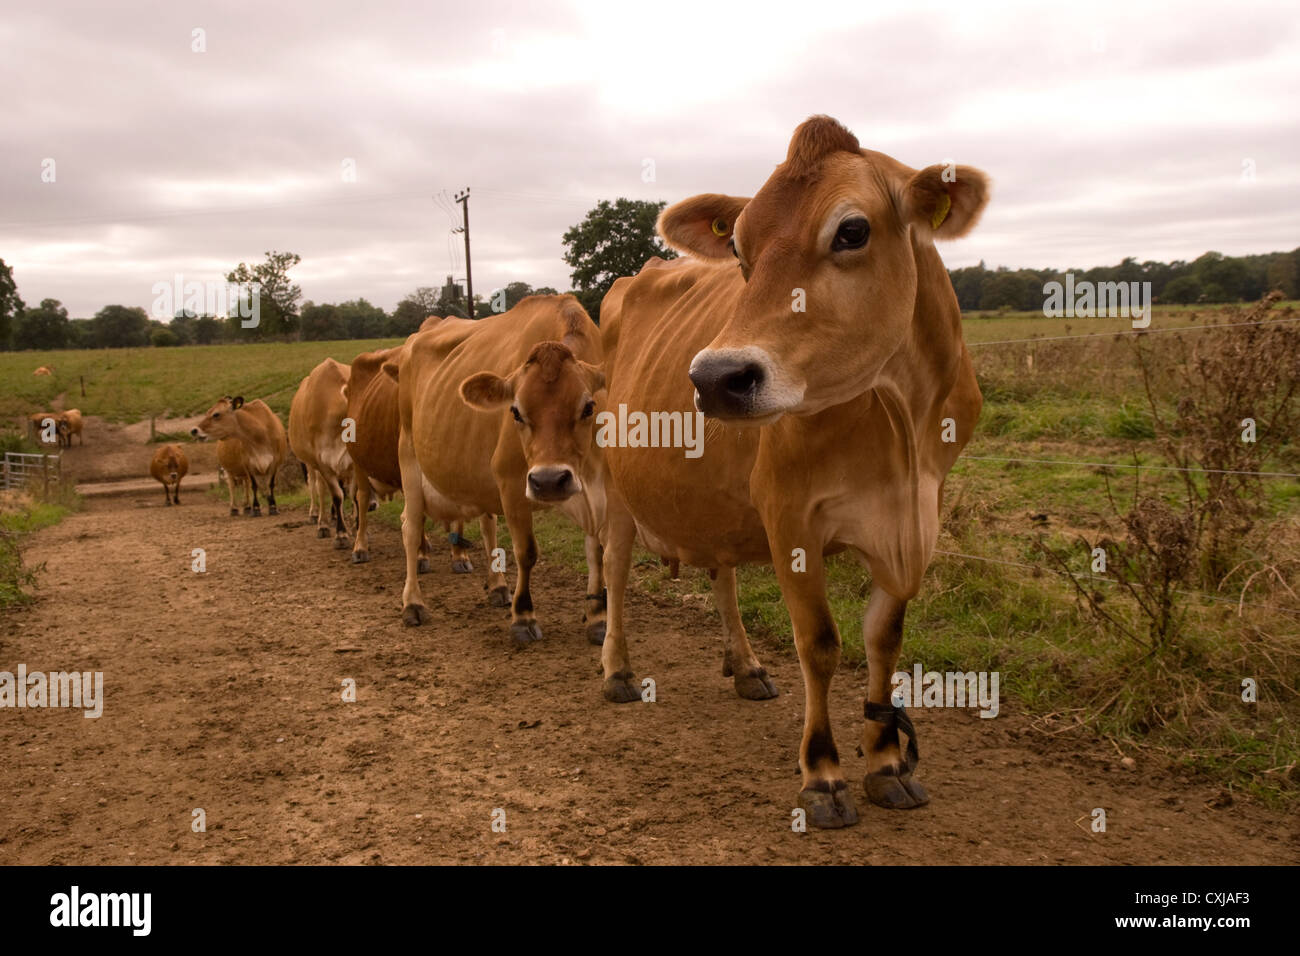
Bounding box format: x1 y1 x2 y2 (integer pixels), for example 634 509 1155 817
153 117 989 829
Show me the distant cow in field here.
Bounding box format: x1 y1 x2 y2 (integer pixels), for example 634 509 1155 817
598 115 988 827
149 444 189 505
33 366 53 376
55 409 83 447
27 412 58 445
395 295 607 645
289 359 355 548
191 396 288 516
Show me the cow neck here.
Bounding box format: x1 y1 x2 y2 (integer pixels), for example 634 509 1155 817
229 406 268 445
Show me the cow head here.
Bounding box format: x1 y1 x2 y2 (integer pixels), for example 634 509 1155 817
55 416 71 441
191 395 244 441
163 447 182 481
459 342 605 503
662 115 989 422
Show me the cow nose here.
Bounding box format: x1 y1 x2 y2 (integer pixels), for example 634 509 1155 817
527 467 576 501
689 355 766 418
189 428 199 437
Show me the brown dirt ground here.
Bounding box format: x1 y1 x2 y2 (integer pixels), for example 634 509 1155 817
2 485 1297 866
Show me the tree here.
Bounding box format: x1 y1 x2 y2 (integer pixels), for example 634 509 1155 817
194 315 223 345
151 326 178 347
91 304 151 348
226 250 303 338
300 302 347 341
1161 275 1202 304
14 298 70 350
0 258 24 350
337 298 387 339
562 199 676 322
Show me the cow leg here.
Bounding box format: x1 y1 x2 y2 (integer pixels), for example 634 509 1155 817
858 586 927 809
713 566 778 700
249 476 262 516
267 471 279 516
397 432 432 625
225 473 239 515
582 533 606 646
352 470 373 564
449 519 474 574
328 474 349 548
163 483 172 506
769 538 857 829
417 524 432 574
314 472 331 536
479 515 508 605
599 498 639 702
172 480 181 505
502 501 541 645
307 468 319 521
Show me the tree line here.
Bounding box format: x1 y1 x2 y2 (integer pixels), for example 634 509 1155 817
2 199 1296 350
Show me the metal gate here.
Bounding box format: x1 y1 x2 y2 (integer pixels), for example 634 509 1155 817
1 452 62 493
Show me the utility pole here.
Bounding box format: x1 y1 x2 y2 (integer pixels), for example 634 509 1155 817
453 187 473 319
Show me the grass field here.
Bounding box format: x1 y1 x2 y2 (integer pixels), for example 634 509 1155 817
8 301 1300 801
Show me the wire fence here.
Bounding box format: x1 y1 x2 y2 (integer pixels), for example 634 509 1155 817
964 314 1300 349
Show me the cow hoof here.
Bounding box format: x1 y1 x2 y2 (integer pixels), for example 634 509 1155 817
334 536 350 550
352 550 369 565
230 508 239 516
451 559 473 574
317 526 331 539
585 621 606 645
268 506 279 516
734 667 778 700
402 604 432 627
602 673 640 703
488 586 510 608
417 556 431 574
243 507 252 515
253 507 262 517
165 499 172 506
368 500 377 512
864 768 930 809
798 785 859 829
509 621 542 645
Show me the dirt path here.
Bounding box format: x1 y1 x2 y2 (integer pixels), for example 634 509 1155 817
1 492 1296 865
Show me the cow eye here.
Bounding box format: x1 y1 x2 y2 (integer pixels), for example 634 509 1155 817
510 406 524 424
832 217 870 252
212 413 221 419
581 399 595 419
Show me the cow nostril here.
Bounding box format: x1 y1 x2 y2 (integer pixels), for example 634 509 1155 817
721 364 764 398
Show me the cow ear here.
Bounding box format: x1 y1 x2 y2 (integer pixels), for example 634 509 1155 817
381 360 399 381
231 395 245 410
657 193 751 260
902 164 990 239
459 372 514 411
577 360 605 395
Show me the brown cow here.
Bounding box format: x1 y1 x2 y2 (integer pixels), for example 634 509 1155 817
55 409 83 447
343 343 477 571
217 439 252 515
149 443 189 505
27 412 59 445
598 116 988 827
33 366 53 376
191 397 288 516
289 359 355 548
395 296 607 645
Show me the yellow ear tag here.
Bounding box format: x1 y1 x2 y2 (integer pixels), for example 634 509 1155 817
710 217 729 237
931 193 951 230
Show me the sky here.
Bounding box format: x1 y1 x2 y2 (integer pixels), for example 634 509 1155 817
2 0 1297 318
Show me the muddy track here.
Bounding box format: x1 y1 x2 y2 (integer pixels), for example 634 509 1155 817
1 493 1296 865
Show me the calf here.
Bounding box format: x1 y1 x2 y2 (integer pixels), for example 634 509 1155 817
191 397 287 516
149 444 189 505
